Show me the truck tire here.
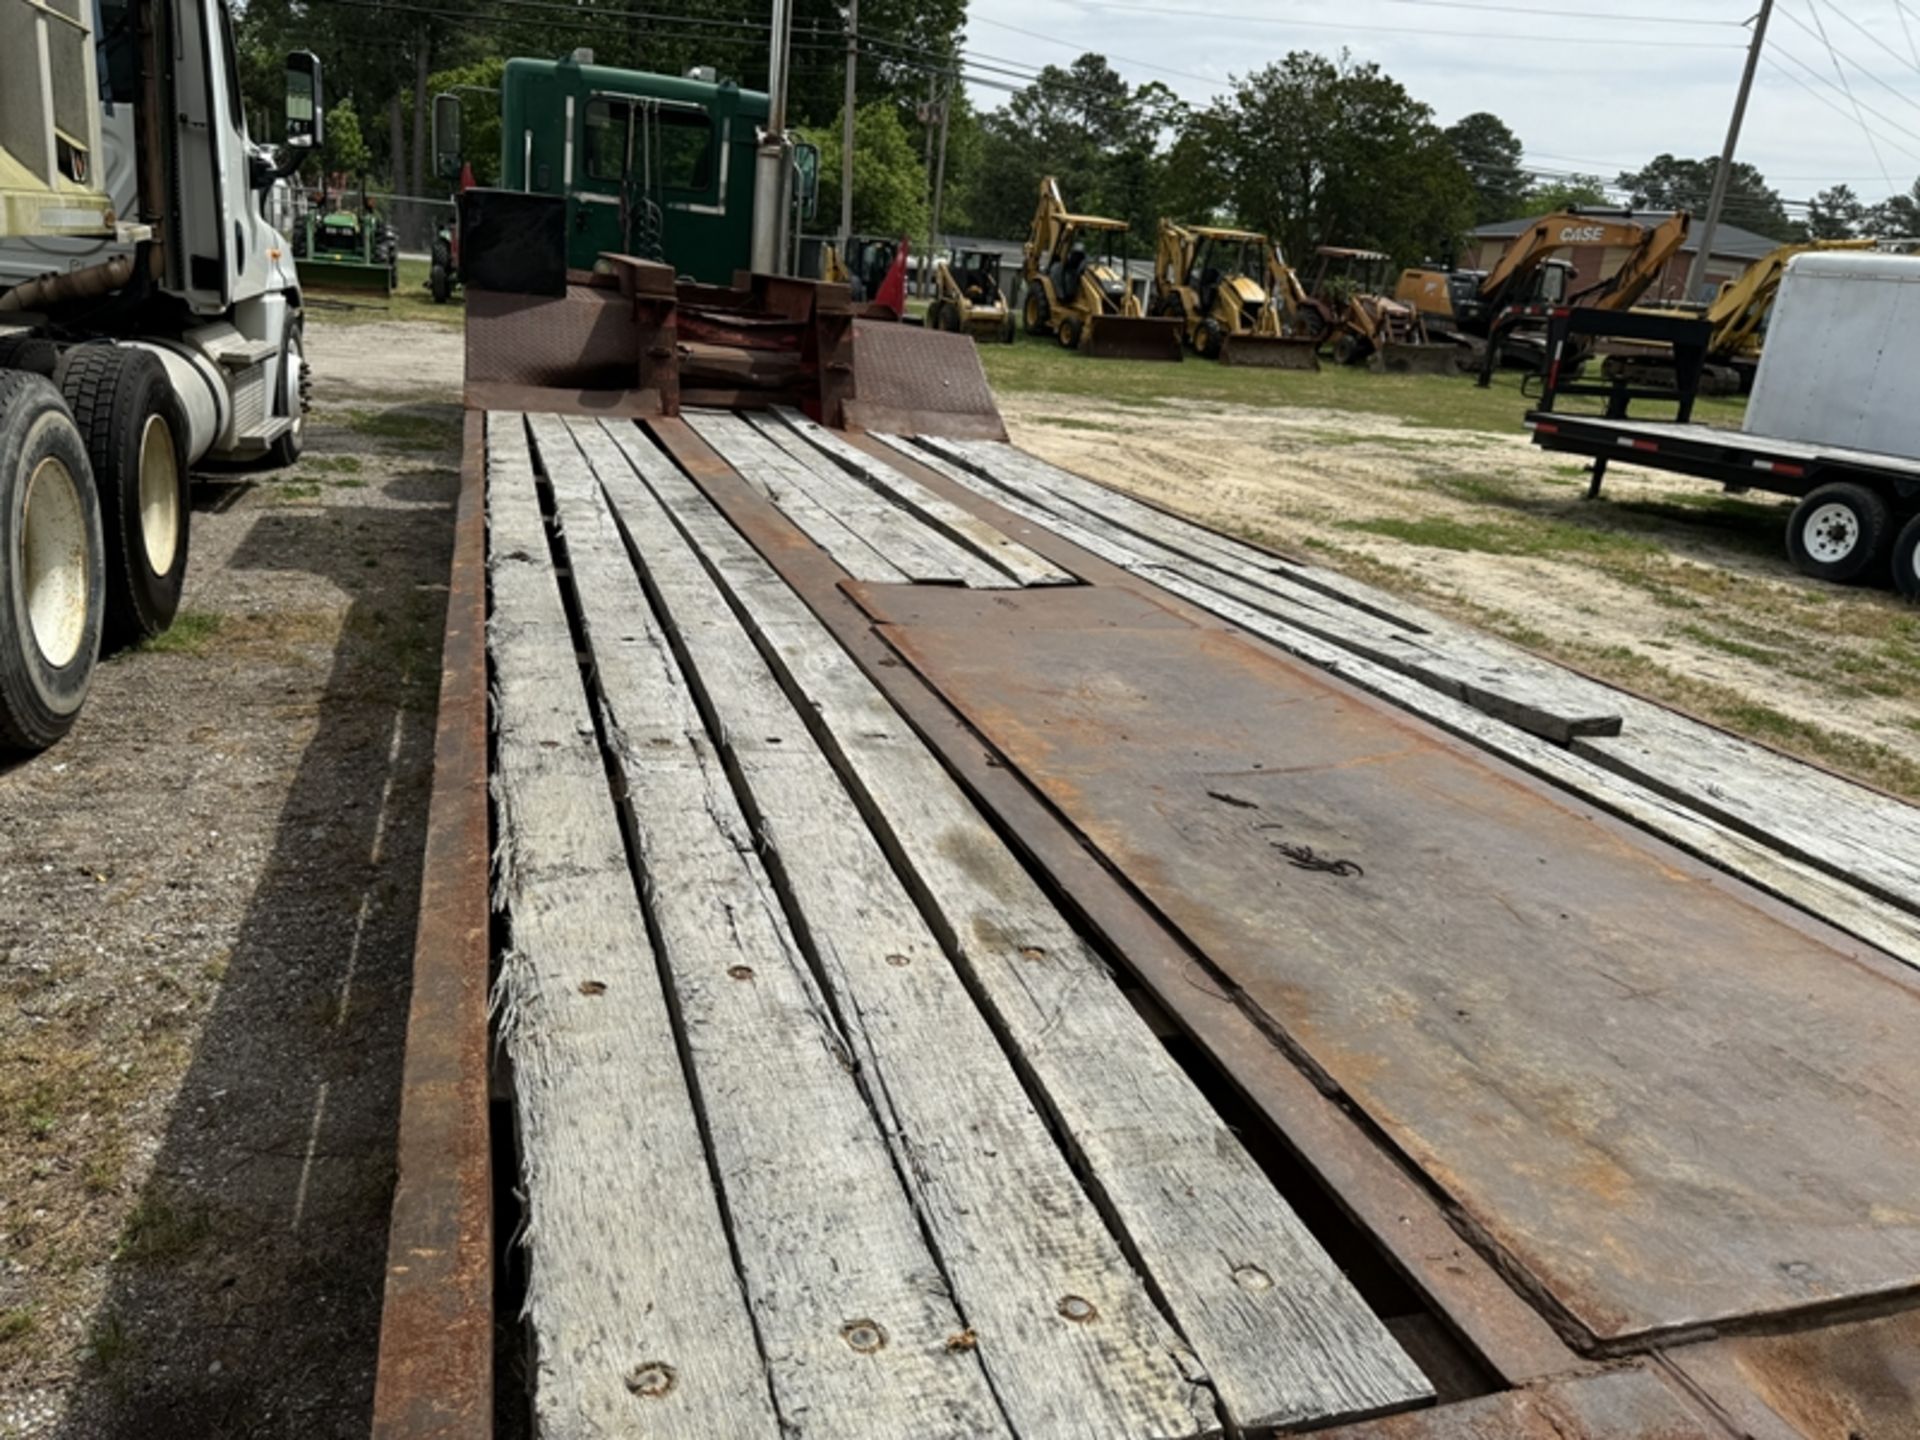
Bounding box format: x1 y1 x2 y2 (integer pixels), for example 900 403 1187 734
266 316 309 470
1786 482 1891 584
0 372 104 752
1892 512 1920 600
59 347 191 646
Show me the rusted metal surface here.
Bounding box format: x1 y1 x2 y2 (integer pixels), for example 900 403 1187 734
861 576 1920 1347
463 284 675 403
843 320 1009 439
1313 1368 1718 1440
1664 1309 1920 1440
371 408 495 1438
648 414 1579 1387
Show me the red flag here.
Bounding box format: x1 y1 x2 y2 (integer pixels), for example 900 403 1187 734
873 237 909 318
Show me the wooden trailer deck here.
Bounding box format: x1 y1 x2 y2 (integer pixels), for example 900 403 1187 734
471 403 1920 1439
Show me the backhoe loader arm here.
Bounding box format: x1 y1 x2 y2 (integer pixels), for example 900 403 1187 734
1024 176 1069 283
1706 237 1876 354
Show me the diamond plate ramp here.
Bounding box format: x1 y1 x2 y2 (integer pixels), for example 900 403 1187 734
844 320 1008 440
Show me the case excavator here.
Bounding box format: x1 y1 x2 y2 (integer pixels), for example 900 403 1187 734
1021 178 1182 362
1151 221 1321 369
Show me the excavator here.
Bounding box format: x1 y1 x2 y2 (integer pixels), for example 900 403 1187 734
1021 178 1183 361
1307 246 1455 374
1396 210 1690 377
1151 221 1322 368
1604 236 1879 393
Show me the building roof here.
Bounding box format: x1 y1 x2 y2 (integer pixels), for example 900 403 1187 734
1469 211 1782 260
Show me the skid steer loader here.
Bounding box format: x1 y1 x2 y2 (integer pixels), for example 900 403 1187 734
1152 221 1322 369
1312 247 1456 374
1021 178 1182 362
929 249 1016 344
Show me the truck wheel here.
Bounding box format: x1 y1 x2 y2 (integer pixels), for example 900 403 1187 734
0 373 104 752
1892 512 1920 600
1786 482 1891 584
59 347 191 646
266 318 309 469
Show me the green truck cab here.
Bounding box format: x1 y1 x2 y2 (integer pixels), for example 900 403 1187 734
498 57 766 285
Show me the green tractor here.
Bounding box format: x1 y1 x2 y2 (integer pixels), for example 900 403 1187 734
296 180 397 297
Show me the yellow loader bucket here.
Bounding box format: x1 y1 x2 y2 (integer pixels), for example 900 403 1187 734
1220 334 1321 370
1082 314 1184 362
1369 342 1460 376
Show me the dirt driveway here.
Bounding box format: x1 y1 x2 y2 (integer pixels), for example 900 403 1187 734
1002 393 1920 799
0 316 465 1438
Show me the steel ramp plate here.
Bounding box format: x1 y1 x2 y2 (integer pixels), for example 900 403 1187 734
852 579 1920 1346
844 319 1008 440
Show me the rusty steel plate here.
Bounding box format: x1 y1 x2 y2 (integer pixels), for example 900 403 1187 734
1664 1308 1920 1439
863 582 1920 1346
843 319 1008 440
1312 1367 1715 1440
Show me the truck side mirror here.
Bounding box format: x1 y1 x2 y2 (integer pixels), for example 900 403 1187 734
286 52 324 149
433 93 462 182
792 141 820 222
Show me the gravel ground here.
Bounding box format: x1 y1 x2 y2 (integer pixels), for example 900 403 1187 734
0 316 465 1438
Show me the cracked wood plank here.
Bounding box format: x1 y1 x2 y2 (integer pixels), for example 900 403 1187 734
525 412 1009 1440
484 411 780 1439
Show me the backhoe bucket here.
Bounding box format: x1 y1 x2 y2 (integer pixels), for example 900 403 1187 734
1220 334 1321 370
1083 315 1184 362
1369 342 1458 376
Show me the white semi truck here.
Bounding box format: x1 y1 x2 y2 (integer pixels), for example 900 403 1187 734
0 0 320 751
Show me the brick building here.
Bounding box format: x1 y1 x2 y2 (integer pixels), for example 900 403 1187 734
1462 212 1781 304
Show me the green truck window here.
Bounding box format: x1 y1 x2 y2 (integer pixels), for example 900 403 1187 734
582 99 713 192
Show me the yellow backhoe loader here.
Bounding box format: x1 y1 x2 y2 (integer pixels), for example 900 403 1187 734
1308 246 1455 375
1021 177 1183 361
1151 221 1322 369
1605 237 1879 393
928 248 1017 344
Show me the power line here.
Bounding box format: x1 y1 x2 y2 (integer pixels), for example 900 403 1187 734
1773 5 1920 119
1803 0 1895 191
1762 52 1920 168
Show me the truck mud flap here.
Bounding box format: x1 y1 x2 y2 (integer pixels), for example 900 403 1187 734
1083 316 1184 363
1369 342 1461 376
1219 335 1321 370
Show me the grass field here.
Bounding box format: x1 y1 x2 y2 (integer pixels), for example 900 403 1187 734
977 330 1751 432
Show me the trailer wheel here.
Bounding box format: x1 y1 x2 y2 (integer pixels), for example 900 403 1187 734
59 347 191 646
266 317 309 470
1786 482 1891 584
0 372 104 752
1892 512 1920 600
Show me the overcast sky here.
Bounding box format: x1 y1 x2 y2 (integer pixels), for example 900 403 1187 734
959 0 1920 215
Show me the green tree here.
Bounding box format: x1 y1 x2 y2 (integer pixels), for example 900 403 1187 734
1445 111 1527 224
1616 154 1792 240
805 102 928 239
1197 50 1473 265
1523 174 1608 212
419 57 505 188
1808 183 1865 239
321 97 372 179
1866 178 1920 237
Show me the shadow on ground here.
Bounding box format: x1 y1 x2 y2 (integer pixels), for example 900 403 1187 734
56 441 456 1437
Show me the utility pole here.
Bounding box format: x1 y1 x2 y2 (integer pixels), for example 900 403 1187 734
928 75 952 287
1686 0 1773 299
839 0 857 250
751 0 795 273
920 76 937 294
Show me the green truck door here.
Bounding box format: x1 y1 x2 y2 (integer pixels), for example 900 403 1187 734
571 97 720 274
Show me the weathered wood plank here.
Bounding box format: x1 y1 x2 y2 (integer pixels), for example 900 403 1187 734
1576 698 1920 922
525 412 1011 1440
903 436 1623 743
764 407 1076 588
735 412 1006 586
484 411 781 1440
682 410 910 584
871 430 1920 972
563 415 1216 1440
614 415 1434 1432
